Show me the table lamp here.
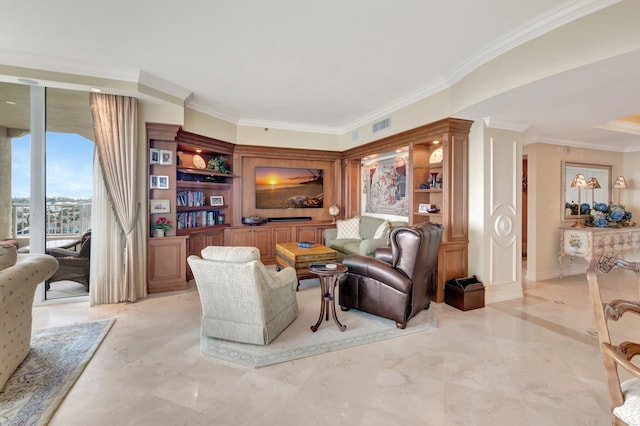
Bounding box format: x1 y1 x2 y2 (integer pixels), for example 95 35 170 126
585 177 601 207
571 173 587 228
328 205 340 223
613 176 627 205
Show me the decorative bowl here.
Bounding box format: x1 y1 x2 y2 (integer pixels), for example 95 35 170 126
241 216 267 226
427 208 440 214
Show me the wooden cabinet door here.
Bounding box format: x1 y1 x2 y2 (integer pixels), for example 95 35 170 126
148 236 188 293
225 228 254 247
252 227 273 259
210 228 225 246
296 226 318 243
272 226 292 245
188 232 207 258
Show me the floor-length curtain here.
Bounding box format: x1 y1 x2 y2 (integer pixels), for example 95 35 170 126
89 93 145 304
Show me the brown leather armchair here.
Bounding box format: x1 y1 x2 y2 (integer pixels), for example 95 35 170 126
338 222 443 329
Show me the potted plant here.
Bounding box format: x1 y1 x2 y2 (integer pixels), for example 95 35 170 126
152 217 172 237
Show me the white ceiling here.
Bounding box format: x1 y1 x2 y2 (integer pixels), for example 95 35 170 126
1 0 638 149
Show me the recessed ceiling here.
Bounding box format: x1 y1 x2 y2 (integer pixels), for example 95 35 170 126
0 0 638 150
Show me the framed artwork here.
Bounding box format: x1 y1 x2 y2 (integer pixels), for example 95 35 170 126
363 156 409 216
160 150 173 165
150 175 169 189
418 203 431 213
149 148 160 164
150 199 170 213
210 195 224 206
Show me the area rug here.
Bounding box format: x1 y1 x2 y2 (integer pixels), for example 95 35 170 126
0 319 115 426
201 281 437 368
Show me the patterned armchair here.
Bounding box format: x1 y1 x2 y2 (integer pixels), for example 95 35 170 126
0 244 58 389
187 246 298 345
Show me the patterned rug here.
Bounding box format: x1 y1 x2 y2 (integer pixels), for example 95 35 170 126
201 280 437 367
0 319 115 426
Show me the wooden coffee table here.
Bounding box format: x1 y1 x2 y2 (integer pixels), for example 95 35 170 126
275 242 338 290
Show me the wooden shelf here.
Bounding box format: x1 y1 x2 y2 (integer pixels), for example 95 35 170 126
415 211 443 217
176 224 228 236
414 162 442 169
177 205 229 212
176 180 232 189
177 167 237 178
414 189 443 193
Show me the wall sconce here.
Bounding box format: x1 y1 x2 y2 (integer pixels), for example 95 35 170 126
585 177 601 207
571 173 588 228
613 176 628 205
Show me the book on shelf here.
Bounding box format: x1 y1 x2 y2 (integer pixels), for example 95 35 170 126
176 191 205 207
176 209 222 229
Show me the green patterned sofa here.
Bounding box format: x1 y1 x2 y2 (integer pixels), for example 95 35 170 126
323 216 408 262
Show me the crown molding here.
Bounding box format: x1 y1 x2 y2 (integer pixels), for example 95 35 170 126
483 117 530 132
446 0 622 86
341 78 450 133
138 71 192 103
594 120 640 136
186 99 240 125
0 49 138 82
523 135 640 152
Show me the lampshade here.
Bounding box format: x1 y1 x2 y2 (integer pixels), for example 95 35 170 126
585 177 601 189
329 205 340 216
571 173 587 188
613 176 628 189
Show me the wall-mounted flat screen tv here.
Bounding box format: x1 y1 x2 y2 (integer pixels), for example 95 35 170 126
255 167 323 209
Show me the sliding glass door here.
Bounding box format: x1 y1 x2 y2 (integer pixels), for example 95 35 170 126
1 82 94 301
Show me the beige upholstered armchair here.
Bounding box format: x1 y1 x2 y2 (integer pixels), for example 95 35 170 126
187 246 298 345
0 244 58 389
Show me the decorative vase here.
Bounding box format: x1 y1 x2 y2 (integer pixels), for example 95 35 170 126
430 172 439 188
154 229 165 238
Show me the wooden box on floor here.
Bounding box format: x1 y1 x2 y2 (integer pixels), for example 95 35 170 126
444 276 484 311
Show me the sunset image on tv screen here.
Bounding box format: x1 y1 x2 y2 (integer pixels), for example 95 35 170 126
255 167 323 209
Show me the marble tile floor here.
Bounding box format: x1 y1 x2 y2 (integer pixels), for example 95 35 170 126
31 268 639 426
46 280 89 300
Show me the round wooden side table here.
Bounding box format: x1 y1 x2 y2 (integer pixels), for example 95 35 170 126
309 264 348 332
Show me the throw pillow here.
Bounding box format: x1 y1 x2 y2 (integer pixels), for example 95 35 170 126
336 216 361 239
0 244 18 271
373 220 390 240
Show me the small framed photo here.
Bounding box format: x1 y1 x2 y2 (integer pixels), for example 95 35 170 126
418 203 431 213
150 175 169 189
150 199 170 214
149 148 160 164
160 150 173 165
210 195 224 206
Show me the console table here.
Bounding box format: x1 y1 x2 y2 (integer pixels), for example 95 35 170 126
558 226 640 277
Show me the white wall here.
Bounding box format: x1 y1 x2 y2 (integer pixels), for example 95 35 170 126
184 108 237 143
236 124 342 151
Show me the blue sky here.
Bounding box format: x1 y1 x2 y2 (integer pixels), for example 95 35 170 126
11 132 94 198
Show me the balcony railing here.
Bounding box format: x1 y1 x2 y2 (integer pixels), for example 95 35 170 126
11 202 91 238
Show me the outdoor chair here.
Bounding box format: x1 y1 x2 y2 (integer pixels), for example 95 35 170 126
45 231 91 291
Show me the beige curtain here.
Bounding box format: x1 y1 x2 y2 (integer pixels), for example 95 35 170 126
89 94 146 304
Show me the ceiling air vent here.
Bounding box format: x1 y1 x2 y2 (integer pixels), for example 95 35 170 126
372 117 391 134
